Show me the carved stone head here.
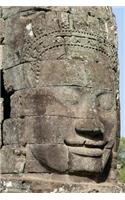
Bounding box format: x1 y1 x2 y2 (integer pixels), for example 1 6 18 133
2 7 120 182
28 49 119 180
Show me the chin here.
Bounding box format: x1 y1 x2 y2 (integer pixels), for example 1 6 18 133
68 152 103 173
68 146 112 174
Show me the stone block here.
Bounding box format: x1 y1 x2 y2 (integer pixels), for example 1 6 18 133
30 144 68 172
3 58 89 91
10 87 81 117
0 45 3 69
0 174 125 192
25 145 50 173
3 62 36 92
11 87 115 121
0 145 26 174
0 124 2 148
2 14 29 68
69 151 102 173
3 118 26 145
0 98 3 148
3 116 74 144
4 54 115 93
0 179 31 193
2 10 61 69
70 7 116 44
0 18 4 43
2 7 34 19
35 59 90 87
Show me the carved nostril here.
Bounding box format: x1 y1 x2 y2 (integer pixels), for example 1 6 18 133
75 122 104 140
75 127 104 137
75 119 104 140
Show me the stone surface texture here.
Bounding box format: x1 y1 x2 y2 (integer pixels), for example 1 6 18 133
0 174 125 193
0 6 121 192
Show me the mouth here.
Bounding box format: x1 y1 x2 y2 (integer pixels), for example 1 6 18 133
65 136 114 173
65 139 107 157
68 146 103 157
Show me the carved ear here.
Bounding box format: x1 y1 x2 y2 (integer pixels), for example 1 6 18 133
31 144 68 172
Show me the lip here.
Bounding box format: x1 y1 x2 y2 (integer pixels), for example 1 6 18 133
66 139 107 157
65 137 106 148
69 146 103 157
84 140 107 148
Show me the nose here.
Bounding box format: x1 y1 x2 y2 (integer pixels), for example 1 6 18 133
75 118 104 139
75 94 104 137
64 94 104 146
64 118 104 146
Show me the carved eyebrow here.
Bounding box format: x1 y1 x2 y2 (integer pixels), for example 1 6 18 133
96 89 113 97
50 84 83 88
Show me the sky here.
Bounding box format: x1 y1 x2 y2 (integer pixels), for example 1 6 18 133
112 7 125 137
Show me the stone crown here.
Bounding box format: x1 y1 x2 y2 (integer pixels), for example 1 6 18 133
23 28 118 70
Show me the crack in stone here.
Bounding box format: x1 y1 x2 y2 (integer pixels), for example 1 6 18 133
10 114 93 120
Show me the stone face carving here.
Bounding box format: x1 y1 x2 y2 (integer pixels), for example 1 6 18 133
1 6 120 186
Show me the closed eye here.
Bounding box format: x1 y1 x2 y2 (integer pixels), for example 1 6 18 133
96 92 114 110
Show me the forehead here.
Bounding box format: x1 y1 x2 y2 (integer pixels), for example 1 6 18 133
38 50 114 91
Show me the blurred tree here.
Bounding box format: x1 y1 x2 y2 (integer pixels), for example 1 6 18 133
118 137 125 183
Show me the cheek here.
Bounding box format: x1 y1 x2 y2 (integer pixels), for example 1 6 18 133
98 110 117 140
30 116 75 144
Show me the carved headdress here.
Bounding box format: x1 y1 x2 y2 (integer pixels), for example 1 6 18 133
23 7 118 65
20 7 119 86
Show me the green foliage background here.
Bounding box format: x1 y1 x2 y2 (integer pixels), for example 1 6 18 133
118 137 125 183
